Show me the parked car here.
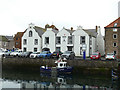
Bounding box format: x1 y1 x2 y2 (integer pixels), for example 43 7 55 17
4 51 12 57
105 53 116 60
30 52 40 58
90 52 101 60
37 51 52 58
51 51 63 59
61 51 75 60
0 51 5 57
10 50 22 57
19 52 32 57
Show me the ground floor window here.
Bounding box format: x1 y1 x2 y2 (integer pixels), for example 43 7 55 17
80 47 82 55
67 46 73 51
56 47 61 51
23 47 27 52
34 48 37 52
113 51 117 55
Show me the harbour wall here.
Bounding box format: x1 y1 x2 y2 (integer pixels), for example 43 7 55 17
1 57 119 75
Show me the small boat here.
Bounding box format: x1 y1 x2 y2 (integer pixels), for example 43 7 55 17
40 58 73 74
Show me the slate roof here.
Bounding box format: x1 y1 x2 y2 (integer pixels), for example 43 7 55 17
84 29 97 38
52 29 59 34
5 36 14 40
34 26 46 37
0 35 8 42
64 28 75 34
105 17 120 28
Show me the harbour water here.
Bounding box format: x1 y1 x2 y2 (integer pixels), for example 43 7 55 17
1 57 120 89
1 67 120 89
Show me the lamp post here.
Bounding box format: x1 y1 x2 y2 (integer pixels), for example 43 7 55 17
82 44 87 60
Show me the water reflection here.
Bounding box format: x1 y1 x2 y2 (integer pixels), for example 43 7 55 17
1 69 120 89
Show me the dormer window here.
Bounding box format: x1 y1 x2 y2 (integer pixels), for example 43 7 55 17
114 23 117 27
29 31 32 37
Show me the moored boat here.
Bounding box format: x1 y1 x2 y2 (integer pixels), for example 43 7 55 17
40 58 73 74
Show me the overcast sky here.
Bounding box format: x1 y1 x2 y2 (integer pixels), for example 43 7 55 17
0 0 119 36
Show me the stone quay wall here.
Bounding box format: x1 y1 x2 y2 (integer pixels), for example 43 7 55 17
1 57 119 75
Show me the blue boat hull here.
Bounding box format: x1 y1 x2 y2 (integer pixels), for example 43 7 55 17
40 67 73 74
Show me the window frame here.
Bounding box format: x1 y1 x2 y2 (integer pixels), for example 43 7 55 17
29 31 33 37
113 34 117 39
34 39 38 45
113 42 117 47
45 37 49 44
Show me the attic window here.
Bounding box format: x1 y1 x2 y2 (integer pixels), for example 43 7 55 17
114 23 117 27
29 31 32 37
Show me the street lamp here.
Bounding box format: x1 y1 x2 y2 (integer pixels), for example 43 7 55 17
82 44 87 60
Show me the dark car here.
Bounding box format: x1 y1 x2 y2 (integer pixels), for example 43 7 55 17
20 52 32 57
51 51 63 59
61 51 75 60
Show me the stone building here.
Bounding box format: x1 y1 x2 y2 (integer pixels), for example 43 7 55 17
14 32 24 49
5 36 14 50
105 17 120 57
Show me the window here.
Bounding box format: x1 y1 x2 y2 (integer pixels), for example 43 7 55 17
113 51 116 55
113 34 117 39
16 38 18 40
45 37 49 44
34 48 37 52
80 36 85 44
23 39 27 45
34 39 38 45
23 47 27 52
16 42 18 45
113 43 117 47
113 28 117 32
114 23 117 27
62 36 66 42
56 37 61 44
67 46 73 51
68 36 72 44
29 31 32 37
80 47 82 55
56 47 61 51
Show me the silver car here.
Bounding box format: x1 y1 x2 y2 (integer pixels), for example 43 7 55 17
61 51 75 60
105 53 116 60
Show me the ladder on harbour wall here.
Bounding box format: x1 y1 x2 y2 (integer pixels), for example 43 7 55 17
112 63 120 79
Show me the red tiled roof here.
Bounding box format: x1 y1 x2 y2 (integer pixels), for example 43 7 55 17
105 17 120 28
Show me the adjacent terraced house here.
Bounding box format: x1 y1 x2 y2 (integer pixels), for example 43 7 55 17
105 17 120 58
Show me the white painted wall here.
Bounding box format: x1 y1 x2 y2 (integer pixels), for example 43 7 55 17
91 37 96 54
22 24 42 52
96 27 105 56
56 28 72 53
42 28 56 53
72 27 90 57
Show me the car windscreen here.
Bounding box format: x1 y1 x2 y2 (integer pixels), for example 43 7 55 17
92 53 98 55
64 51 71 54
41 52 48 54
107 54 114 55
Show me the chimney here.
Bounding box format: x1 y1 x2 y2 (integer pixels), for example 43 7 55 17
96 26 98 33
71 27 73 31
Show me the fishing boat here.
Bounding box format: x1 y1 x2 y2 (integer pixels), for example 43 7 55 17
40 58 73 74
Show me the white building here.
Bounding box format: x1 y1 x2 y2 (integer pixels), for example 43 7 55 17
96 26 105 56
72 26 97 57
21 23 104 57
42 28 58 53
56 27 74 53
22 23 45 52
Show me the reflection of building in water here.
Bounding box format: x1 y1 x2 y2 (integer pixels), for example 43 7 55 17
2 78 117 89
